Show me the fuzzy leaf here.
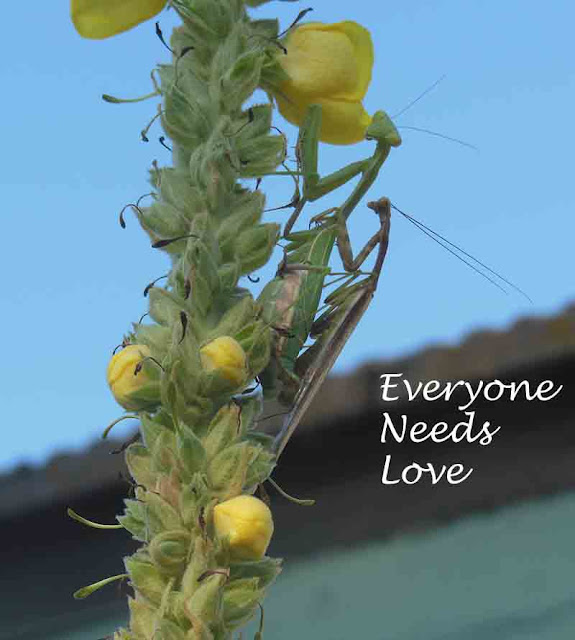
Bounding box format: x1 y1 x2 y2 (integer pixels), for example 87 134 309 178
155 619 187 640
125 443 156 489
236 224 280 275
118 499 148 542
176 427 207 480
125 552 170 605
203 404 241 458
222 578 264 628
229 557 282 589
141 489 183 535
207 442 253 493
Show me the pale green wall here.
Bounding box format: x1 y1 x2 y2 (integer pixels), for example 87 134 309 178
47 492 575 640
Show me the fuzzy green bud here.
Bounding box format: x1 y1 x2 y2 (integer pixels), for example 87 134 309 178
203 404 242 459
176 427 207 481
221 50 263 110
222 578 265 628
149 530 191 574
125 552 171 606
237 224 280 275
207 442 251 494
186 573 226 628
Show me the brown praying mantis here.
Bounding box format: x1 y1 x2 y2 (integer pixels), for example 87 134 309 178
257 104 401 456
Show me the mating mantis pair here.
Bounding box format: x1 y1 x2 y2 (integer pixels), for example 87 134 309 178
257 104 402 456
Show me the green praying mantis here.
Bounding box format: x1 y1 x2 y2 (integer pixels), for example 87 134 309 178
257 104 401 456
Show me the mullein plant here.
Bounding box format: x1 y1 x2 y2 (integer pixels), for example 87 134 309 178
70 0 379 638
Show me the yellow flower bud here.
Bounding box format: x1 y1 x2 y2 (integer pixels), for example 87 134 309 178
200 337 247 388
213 495 274 560
106 344 159 411
71 0 167 39
276 21 374 145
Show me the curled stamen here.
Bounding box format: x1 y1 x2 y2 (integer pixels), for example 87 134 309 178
134 356 165 376
257 482 271 507
150 68 161 93
101 414 139 439
254 603 265 640
247 33 287 55
152 233 198 249
73 574 128 600
102 90 160 104
267 477 315 506
119 204 143 229
228 108 255 137
179 46 194 59
143 274 168 297
179 312 188 344
155 21 173 53
278 8 313 38
110 432 142 455
158 136 172 152
141 109 164 143
174 46 195 85
67 508 123 530
197 569 229 583
112 338 130 355
136 193 154 207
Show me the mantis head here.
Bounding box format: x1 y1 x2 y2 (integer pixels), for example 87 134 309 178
365 111 402 148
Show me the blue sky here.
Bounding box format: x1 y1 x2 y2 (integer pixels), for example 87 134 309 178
1 0 573 473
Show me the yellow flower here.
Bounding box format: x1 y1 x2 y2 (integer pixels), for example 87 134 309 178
106 344 160 411
200 336 247 388
213 495 274 560
276 21 374 145
71 0 167 39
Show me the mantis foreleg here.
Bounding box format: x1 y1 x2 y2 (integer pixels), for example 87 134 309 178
283 105 401 237
310 206 388 274
259 105 399 410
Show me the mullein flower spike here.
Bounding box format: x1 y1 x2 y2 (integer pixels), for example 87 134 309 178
213 495 274 560
106 344 160 411
70 0 167 39
69 1 389 638
276 21 375 145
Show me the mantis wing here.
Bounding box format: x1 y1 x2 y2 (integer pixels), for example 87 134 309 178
273 198 391 456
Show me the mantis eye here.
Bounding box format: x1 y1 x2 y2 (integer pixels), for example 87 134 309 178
366 111 402 147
